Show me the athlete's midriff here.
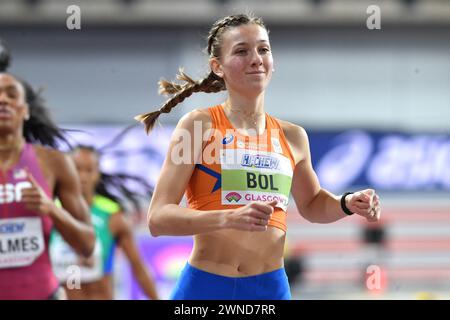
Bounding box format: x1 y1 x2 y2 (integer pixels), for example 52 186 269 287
189 226 286 277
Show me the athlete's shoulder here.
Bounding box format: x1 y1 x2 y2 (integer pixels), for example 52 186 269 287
93 195 121 214
275 119 310 165
179 108 212 123
276 119 309 143
177 107 213 131
33 145 79 184
33 144 60 157
33 144 70 167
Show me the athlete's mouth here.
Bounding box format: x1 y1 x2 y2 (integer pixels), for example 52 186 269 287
0 106 13 119
246 71 265 75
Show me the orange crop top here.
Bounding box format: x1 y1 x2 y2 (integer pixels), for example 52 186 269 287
185 105 296 233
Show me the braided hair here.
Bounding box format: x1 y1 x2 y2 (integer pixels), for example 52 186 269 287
135 14 267 134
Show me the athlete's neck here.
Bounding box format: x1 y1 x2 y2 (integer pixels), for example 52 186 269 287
226 93 265 116
223 94 266 135
0 133 26 172
83 192 95 208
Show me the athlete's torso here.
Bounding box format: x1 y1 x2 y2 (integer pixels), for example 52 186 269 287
186 105 296 276
0 143 59 299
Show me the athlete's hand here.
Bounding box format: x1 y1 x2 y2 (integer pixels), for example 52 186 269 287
21 169 55 216
226 200 277 231
345 189 381 222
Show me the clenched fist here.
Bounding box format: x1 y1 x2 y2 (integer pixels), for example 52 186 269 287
345 189 380 222
21 169 55 215
226 200 278 231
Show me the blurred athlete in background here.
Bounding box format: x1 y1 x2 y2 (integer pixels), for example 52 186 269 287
0 39 95 300
50 145 159 300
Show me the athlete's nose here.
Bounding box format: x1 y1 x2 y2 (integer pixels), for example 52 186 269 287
250 50 263 67
0 91 8 103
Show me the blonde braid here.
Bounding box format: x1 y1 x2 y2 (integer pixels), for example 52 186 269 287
135 14 266 134
135 70 225 134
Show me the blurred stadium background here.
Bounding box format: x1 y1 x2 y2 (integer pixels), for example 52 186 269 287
1 0 449 299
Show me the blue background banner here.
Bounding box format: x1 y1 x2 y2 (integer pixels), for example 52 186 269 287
309 130 450 193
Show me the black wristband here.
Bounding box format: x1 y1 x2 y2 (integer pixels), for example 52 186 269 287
340 192 354 216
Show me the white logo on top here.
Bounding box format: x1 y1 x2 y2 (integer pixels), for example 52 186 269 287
0 182 32 204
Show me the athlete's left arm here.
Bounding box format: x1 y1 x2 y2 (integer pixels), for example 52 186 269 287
45 150 96 256
281 122 381 223
111 213 160 300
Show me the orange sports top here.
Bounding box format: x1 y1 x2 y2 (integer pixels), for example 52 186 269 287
186 105 296 233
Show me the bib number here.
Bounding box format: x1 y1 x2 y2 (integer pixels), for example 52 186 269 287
0 217 45 269
50 231 103 283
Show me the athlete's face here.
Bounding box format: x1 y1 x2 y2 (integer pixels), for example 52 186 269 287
0 74 29 134
72 149 100 198
210 24 273 96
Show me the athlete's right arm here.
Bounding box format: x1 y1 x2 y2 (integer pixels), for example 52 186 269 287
147 109 274 236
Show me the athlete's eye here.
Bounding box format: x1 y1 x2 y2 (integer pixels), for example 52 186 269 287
234 49 247 55
6 88 18 99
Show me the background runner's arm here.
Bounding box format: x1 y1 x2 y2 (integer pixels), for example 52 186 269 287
51 151 96 256
112 213 159 300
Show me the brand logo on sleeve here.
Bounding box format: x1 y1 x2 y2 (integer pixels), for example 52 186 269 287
222 134 234 145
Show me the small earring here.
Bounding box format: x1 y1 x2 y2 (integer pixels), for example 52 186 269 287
272 69 275 73
24 114 30 121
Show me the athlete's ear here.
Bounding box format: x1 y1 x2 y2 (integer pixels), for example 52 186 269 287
209 57 223 78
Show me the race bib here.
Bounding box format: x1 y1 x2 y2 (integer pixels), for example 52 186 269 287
220 149 293 211
50 231 103 283
0 217 45 269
